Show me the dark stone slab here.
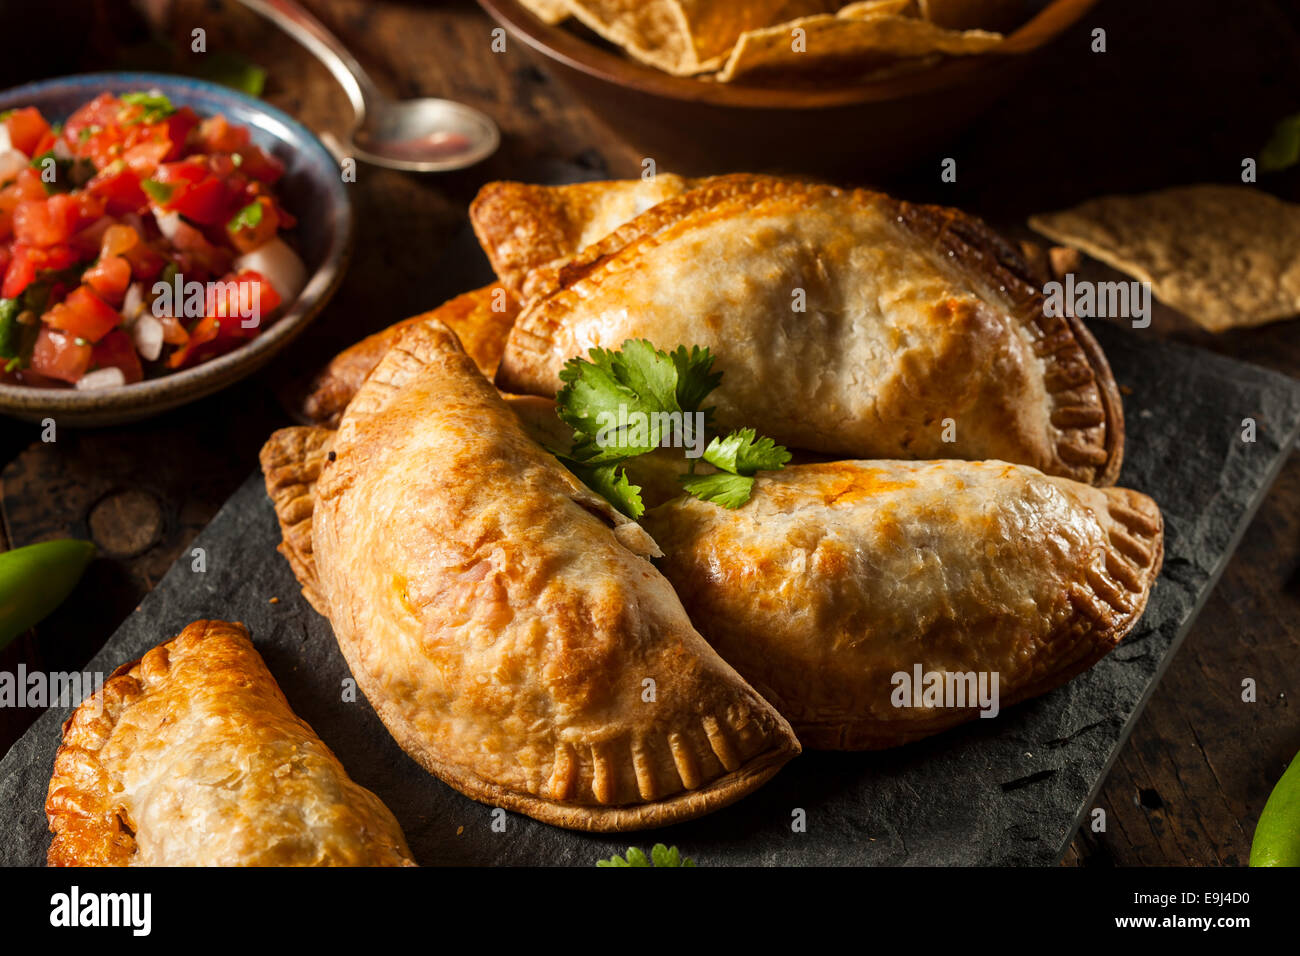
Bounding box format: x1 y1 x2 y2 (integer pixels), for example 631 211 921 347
3 321 1299 867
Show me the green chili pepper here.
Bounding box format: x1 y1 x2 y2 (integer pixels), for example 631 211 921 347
0 539 95 651
1250 749 1300 866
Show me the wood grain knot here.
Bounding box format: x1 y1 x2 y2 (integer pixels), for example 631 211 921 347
88 490 163 558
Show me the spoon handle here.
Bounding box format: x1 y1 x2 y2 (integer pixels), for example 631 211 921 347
234 0 382 118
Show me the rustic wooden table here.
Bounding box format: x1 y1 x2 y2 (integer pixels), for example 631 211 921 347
1 0 1298 866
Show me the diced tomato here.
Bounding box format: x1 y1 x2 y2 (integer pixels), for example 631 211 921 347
231 143 282 184
3 107 52 157
1 246 36 298
197 115 250 154
0 168 47 207
158 312 188 345
169 216 230 278
160 107 199 161
122 138 172 176
230 268 282 316
90 328 142 383
63 94 120 142
82 256 132 304
121 240 167 282
13 195 80 247
171 176 231 225
100 224 139 259
68 217 110 259
148 158 240 226
226 197 279 253
43 286 121 342
86 163 148 215
166 315 220 368
30 327 92 383
150 158 206 189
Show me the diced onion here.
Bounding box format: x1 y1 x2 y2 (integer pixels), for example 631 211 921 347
121 282 145 323
52 138 73 161
234 237 307 304
0 149 26 182
76 367 127 390
131 314 164 362
0 125 11 153
153 210 182 241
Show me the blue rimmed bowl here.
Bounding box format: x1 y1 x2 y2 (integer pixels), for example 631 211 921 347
0 72 351 426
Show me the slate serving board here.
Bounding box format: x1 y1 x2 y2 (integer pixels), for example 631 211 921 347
3 310 1300 866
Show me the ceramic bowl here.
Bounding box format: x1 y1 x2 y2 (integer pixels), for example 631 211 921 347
477 0 1099 177
0 72 351 426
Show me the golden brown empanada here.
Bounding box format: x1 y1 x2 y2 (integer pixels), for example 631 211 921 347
299 283 520 428
494 175 1124 485
45 620 414 866
260 318 799 831
640 460 1163 750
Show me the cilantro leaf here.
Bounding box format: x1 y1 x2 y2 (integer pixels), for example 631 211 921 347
703 428 791 476
596 844 696 867
228 200 264 233
558 457 645 520
557 340 696 462
669 344 722 416
141 179 174 204
553 340 784 514
678 472 755 509
119 91 176 125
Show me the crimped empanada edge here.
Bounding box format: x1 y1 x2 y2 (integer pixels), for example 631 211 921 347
260 425 333 615
360 683 800 832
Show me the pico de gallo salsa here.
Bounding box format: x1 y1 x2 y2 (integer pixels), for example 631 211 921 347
0 90 306 388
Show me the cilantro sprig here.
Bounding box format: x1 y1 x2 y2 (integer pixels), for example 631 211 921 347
554 340 788 515
596 844 697 867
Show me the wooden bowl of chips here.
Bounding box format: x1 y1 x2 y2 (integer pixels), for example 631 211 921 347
478 0 1098 176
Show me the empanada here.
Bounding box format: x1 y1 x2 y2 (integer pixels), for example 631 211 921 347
299 283 520 428
494 175 1124 485
640 460 1163 749
45 620 414 866
260 318 800 831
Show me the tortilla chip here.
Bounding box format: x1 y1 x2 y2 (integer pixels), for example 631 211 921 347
519 0 571 26
717 12 1001 82
1029 185 1300 333
837 0 919 19
919 0 1028 31
566 0 837 75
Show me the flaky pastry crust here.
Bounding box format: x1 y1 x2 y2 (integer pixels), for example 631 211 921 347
45 620 415 866
642 461 1163 749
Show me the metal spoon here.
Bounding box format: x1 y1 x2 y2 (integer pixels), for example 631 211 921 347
236 0 500 172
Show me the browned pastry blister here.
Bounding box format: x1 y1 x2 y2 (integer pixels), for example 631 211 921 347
260 318 800 831
641 461 1163 750
45 620 415 866
468 174 700 294
488 175 1123 485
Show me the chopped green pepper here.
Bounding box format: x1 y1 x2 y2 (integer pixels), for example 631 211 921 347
0 540 96 651
1251 749 1300 866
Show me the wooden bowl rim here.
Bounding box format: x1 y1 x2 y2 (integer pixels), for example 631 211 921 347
478 0 1099 109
